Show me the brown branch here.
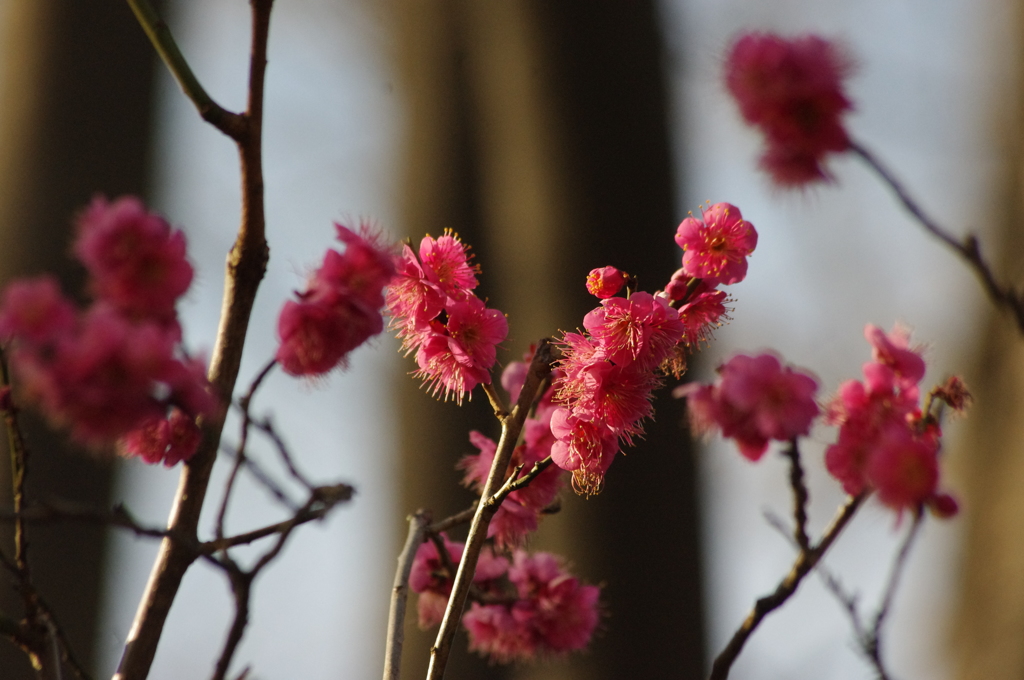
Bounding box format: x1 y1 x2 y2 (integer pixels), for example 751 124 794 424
250 416 315 491
200 483 353 555
427 506 475 535
210 481 329 680
0 501 184 548
482 382 509 419
426 340 555 680
709 492 867 680
217 444 299 512
782 440 810 551
487 456 553 508
383 510 431 680
124 0 245 138
116 2 274 678
216 360 277 541
210 567 251 680
851 140 1024 335
0 348 31 581
862 511 924 680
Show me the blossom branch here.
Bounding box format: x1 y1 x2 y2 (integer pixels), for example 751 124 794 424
1 348 30 580
487 456 554 508
249 416 315 492
862 510 924 680
851 140 1024 334
209 481 335 680
217 445 300 512
124 0 245 139
428 506 476 535
200 483 353 554
426 340 555 680
709 492 867 680
383 510 431 680
116 3 274 677
0 543 94 680
482 383 509 419
216 360 277 541
782 439 811 551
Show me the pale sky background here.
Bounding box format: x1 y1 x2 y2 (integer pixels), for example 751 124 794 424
97 1 1014 678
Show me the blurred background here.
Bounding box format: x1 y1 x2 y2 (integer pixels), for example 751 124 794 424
0 1 1021 679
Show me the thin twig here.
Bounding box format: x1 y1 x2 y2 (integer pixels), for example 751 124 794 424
0 501 183 547
124 0 245 138
200 483 353 554
251 417 315 491
864 511 924 680
851 140 1024 334
482 382 509 419
486 456 554 508
218 444 300 512
209 482 351 680
782 439 810 551
216 361 277 541
709 492 867 680
383 510 431 680
428 506 476 535
1 348 30 579
116 2 274 677
426 340 556 680
210 567 251 680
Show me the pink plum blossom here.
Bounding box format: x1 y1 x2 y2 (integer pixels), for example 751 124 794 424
678 352 820 461
276 223 394 377
74 196 193 323
388 231 507 404
585 266 628 299
462 550 600 663
824 324 958 515
725 33 853 186
675 203 757 286
0 276 76 344
410 534 509 629
0 196 215 461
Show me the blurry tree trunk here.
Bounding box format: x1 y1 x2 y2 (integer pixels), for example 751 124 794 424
389 2 705 679
952 5 1024 678
0 2 158 676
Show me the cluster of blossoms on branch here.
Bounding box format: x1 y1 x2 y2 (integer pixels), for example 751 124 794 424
410 533 599 663
725 32 854 186
824 325 963 515
550 202 757 495
0 196 216 465
386 232 508 403
275 223 395 377
680 324 964 516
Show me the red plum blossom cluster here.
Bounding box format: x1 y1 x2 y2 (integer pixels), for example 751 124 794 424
680 325 964 516
275 223 395 377
725 32 854 186
679 353 819 461
824 325 961 515
550 202 756 495
0 196 216 465
386 231 508 404
410 535 599 663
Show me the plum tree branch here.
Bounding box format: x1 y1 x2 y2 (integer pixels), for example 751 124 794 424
709 492 867 680
124 0 245 138
851 140 1024 334
383 510 431 680
116 2 274 678
426 340 555 680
